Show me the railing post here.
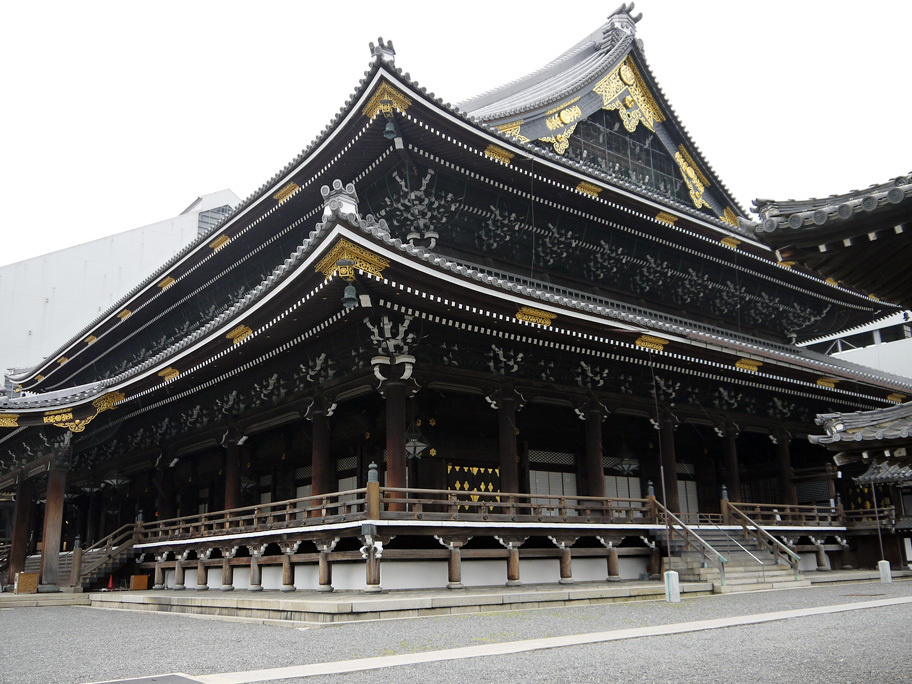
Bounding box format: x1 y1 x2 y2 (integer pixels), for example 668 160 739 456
69 536 83 590
366 462 380 519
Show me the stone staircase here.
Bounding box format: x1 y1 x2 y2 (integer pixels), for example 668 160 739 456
660 528 809 594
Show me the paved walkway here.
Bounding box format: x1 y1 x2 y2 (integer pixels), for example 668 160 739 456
1 574 909 683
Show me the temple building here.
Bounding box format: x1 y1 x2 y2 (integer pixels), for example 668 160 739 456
2 5 911 594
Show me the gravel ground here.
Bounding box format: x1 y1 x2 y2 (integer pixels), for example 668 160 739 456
1 580 910 684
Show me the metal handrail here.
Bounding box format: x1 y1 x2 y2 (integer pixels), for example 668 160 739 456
696 513 769 582
726 502 801 577
654 500 728 585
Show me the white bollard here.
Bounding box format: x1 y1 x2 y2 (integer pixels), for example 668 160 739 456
878 560 892 583
664 570 681 603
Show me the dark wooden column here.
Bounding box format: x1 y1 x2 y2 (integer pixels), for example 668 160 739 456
224 440 242 512
497 390 520 495
385 378 407 507
7 477 35 585
658 409 680 513
774 431 798 505
722 421 742 502
310 399 333 497
84 488 101 546
582 402 607 498
40 461 69 590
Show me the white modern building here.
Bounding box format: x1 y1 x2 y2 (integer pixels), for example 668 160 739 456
802 312 912 380
1 189 239 393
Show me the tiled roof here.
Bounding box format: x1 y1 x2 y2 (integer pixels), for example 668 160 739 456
812 402 912 445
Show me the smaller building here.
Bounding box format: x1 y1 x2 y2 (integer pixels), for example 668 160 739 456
1 189 239 394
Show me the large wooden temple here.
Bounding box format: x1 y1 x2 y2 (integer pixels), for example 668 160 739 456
2 5 911 593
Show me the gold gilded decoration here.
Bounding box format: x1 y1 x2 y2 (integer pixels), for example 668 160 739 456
34 376 43 382
545 96 581 116
273 182 299 204
57 357 68 365
817 378 839 389
677 146 710 187
825 277 839 286
315 238 390 279
85 336 97 345
158 367 180 381
721 207 739 226
546 105 582 130
635 334 669 351
655 212 678 225
735 358 762 372
226 325 253 344
720 237 741 249
362 81 412 117
157 277 175 290
593 56 665 133
868 293 880 300
776 261 795 269
674 151 708 209
484 145 515 165
117 309 131 320
515 307 557 327
496 120 530 143
576 181 602 197
887 393 906 403
209 235 231 251
538 123 577 155
42 391 124 433
43 410 74 425
0 414 20 428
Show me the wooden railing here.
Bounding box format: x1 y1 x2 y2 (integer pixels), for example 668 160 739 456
70 523 139 587
844 507 896 531
137 489 368 544
724 501 842 527
378 487 655 524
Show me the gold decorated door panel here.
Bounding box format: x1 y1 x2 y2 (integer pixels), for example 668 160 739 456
447 464 500 511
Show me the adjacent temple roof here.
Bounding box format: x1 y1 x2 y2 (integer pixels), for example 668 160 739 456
753 173 912 309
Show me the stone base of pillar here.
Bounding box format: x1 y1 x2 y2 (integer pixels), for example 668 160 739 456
607 576 622 583
317 584 334 593
59 586 82 594
558 578 574 585
446 582 465 590
281 584 296 592
196 585 209 591
173 584 185 591
249 585 263 592
362 585 384 593
220 585 234 592
37 585 61 593
153 585 165 590
505 579 522 587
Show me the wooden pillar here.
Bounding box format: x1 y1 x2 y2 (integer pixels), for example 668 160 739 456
220 546 237 591
498 391 520 495
658 410 680 513
583 403 606 498
361 531 382 593
281 541 300 592
316 538 338 593
173 552 187 590
153 553 166 590
247 545 266 592
85 489 101 546
40 463 69 591
774 432 798 505
385 379 407 511
438 536 470 590
607 546 621 581
499 536 526 587
196 549 211 590
722 422 742 503
310 401 333 497
224 441 241 513
7 476 35 586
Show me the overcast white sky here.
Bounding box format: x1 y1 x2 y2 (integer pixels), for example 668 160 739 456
2 1 910 266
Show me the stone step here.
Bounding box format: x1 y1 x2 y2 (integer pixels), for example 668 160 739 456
713 579 811 594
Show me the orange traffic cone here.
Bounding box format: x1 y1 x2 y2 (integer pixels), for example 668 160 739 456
107 575 113 590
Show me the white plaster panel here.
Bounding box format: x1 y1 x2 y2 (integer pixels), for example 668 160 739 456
461 559 508 587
